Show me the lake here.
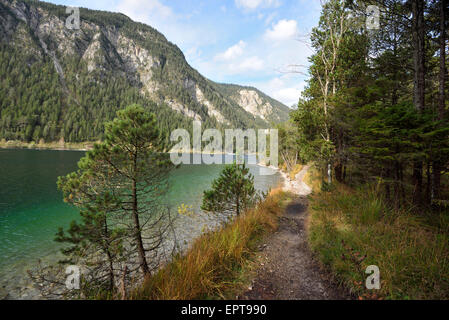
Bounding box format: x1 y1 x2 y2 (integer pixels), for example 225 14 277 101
0 149 282 299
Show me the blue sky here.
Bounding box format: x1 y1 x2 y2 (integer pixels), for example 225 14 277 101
49 0 322 106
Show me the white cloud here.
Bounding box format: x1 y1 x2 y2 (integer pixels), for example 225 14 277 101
115 0 218 50
235 0 281 10
252 76 305 106
264 12 277 25
215 41 246 61
264 19 298 41
222 56 264 74
273 87 302 106
236 56 264 71
112 0 311 106
185 46 202 62
116 0 173 23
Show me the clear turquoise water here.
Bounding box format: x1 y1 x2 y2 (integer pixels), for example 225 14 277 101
0 149 281 295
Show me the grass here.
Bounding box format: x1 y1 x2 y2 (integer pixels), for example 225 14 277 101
289 164 303 180
132 188 291 300
307 184 449 300
303 164 323 193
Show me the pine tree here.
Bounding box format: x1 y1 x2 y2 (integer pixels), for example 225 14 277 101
57 104 175 281
201 163 258 218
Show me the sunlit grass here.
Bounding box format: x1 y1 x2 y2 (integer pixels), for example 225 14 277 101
132 188 292 300
303 164 323 193
289 164 303 180
307 185 449 300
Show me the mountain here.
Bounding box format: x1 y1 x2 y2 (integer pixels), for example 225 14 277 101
0 0 290 143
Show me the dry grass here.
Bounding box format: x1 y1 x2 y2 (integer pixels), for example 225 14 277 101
132 188 291 300
303 164 323 193
289 164 303 180
308 185 449 300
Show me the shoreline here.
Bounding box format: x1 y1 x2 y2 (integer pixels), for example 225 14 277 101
1 142 283 169
1 141 268 156
260 163 312 195
0 140 94 151
1 141 290 193
256 162 291 191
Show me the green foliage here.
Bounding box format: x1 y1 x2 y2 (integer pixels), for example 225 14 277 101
0 0 289 145
56 104 175 294
291 99 334 164
0 41 193 143
201 163 259 218
289 0 449 206
0 45 62 142
277 120 302 171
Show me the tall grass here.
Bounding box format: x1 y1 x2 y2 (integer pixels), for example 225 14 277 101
289 164 303 180
133 188 290 300
308 184 449 299
303 164 323 193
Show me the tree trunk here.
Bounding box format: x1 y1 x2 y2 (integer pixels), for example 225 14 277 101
335 163 343 183
426 161 431 205
236 194 240 216
433 162 441 200
103 217 115 292
120 266 128 300
132 154 150 276
412 162 423 206
438 0 447 120
412 0 426 206
433 0 447 201
106 249 115 292
412 0 426 112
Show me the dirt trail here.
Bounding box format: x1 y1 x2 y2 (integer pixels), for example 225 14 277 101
240 166 351 300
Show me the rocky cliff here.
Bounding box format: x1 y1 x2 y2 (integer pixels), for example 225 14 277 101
0 0 290 142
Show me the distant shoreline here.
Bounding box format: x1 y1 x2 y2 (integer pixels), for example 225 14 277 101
0 140 94 151
0 140 268 157
0 139 283 177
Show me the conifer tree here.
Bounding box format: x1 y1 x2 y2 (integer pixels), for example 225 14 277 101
57 104 175 281
201 163 258 218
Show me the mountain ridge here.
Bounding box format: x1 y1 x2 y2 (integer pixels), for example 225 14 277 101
0 0 290 143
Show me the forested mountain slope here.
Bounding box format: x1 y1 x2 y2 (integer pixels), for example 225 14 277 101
0 0 290 143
